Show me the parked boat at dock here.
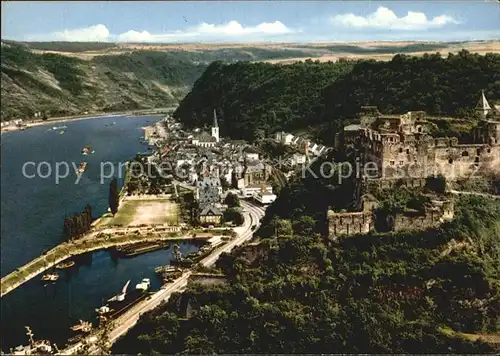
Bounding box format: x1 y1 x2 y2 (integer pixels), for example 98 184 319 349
40 273 59 282
55 260 75 269
70 320 92 333
95 278 152 322
10 326 55 355
114 241 169 257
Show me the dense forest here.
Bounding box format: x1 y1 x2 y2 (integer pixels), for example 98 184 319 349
173 50 500 142
113 191 500 353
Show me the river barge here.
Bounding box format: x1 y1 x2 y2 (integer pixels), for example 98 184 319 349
113 241 169 257
95 279 152 323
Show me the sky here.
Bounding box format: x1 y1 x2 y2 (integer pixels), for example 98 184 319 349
1 1 499 43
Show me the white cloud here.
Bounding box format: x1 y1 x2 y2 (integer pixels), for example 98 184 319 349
27 21 296 43
51 24 110 41
197 20 292 36
331 7 459 30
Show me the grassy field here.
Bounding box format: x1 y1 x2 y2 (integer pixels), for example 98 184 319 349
98 199 180 227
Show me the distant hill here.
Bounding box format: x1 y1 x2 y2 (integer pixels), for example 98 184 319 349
0 41 317 121
2 40 498 121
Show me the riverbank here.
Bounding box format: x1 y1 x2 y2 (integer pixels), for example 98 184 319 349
0 106 176 134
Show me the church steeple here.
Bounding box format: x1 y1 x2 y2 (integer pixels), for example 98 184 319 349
476 90 492 118
213 109 219 128
211 108 220 143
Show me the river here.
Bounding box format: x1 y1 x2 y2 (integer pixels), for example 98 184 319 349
0 116 199 351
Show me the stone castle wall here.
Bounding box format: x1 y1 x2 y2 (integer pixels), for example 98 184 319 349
328 197 454 240
392 206 454 232
328 211 373 240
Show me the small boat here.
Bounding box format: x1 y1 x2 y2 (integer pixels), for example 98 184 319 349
107 280 130 302
135 278 151 291
70 320 92 333
40 273 59 282
53 125 67 130
81 146 91 155
59 130 65 135
76 162 87 174
91 150 95 154
55 260 75 269
95 305 111 315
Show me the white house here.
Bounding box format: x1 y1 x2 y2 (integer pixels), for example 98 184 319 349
241 184 273 198
291 153 307 166
275 131 295 145
253 190 277 205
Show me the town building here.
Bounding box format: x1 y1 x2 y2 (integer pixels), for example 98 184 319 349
275 131 295 145
253 184 277 205
196 172 222 207
242 183 273 198
191 109 220 147
199 205 223 226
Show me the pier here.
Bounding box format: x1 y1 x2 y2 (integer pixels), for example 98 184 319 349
0 228 220 297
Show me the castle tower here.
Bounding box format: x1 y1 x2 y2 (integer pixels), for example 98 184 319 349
475 90 492 118
211 109 220 143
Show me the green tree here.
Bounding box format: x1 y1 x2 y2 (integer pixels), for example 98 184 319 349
224 193 240 208
108 177 119 216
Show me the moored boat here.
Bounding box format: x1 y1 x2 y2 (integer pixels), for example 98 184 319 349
40 273 59 282
11 326 55 355
76 162 87 174
155 265 178 274
55 260 75 269
135 278 151 291
70 320 92 333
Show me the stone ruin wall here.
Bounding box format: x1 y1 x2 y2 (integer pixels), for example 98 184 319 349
392 205 454 232
433 143 500 179
378 137 499 180
328 211 373 241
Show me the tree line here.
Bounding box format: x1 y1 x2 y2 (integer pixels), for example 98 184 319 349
63 204 92 240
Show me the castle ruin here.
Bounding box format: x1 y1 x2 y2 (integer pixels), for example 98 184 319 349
328 92 498 240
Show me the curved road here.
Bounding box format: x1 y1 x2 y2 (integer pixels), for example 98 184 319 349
60 200 265 354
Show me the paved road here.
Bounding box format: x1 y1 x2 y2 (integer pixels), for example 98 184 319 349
60 200 265 355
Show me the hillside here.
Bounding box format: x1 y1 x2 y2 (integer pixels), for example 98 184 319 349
173 50 500 143
0 42 317 121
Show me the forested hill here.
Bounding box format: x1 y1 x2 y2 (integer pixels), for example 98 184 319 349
0 41 318 121
173 50 500 142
